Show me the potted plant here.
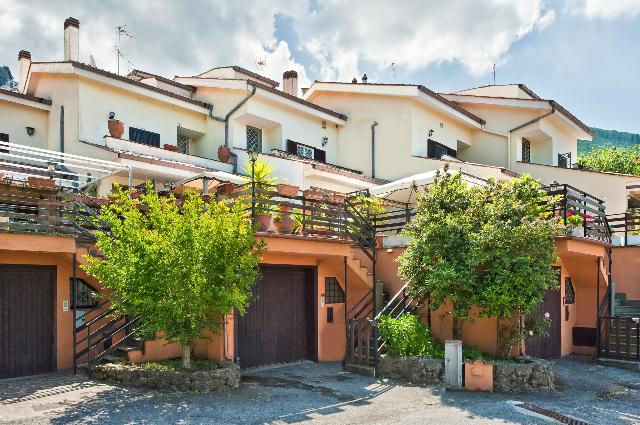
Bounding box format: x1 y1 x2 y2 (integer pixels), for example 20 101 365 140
216 182 235 196
328 192 345 204
242 157 277 232
565 213 584 237
276 183 299 198
107 112 124 139
28 176 56 189
218 145 231 163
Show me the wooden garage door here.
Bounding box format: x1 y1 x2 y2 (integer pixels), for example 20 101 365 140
525 269 562 358
0 265 56 378
236 266 315 369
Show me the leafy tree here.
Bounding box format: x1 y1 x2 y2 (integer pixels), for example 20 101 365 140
578 145 640 176
398 169 561 358
82 185 265 368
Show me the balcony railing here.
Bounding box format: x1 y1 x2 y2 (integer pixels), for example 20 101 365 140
607 211 640 246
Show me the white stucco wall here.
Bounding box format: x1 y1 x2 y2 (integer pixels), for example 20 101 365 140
0 99 49 149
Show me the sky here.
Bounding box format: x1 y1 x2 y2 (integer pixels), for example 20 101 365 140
1 0 639 133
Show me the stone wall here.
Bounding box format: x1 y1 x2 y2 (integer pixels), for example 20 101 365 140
93 362 240 392
378 355 555 393
493 358 554 393
378 356 444 384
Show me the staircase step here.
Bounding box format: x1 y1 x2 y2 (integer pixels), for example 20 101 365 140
100 354 126 364
344 363 376 377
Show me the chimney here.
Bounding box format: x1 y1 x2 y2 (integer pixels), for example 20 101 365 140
63 17 80 62
283 70 298 96
362 73 368 84
18 50 31 93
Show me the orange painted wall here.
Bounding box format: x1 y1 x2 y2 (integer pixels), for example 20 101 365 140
0 234 99 372
612 246 640 300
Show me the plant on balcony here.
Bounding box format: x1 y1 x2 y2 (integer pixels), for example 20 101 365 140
398 167 562 358
82 184 265 369
242 157 278 231
564 214 584 236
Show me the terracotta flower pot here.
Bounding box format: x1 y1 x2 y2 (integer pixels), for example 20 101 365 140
107 119 125 139
216 183 234 195
276 183 299 198
303 188 325 201
163 144 181 152
255 213 272 232
275 214 296 234
28 176 56 189
328 193 345 204
218 145 231 163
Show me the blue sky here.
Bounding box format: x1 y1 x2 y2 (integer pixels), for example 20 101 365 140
1 0 639 133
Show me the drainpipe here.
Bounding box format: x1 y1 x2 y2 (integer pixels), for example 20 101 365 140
208 81 257 148
59 105 64 154
371 121 379 178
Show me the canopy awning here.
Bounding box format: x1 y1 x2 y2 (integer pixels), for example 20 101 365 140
168 170 246 192
370 168 486 204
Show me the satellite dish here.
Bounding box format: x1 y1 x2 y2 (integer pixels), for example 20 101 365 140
89 55 97 67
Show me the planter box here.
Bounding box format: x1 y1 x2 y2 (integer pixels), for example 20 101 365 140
93 362 240 392
378 355 444 384
28 176 56 189
303 189 325 201
276 183 299 198
464 359 493 392
163 144 181 152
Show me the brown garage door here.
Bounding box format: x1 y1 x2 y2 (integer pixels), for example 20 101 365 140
0 265 56 378
525 269 562 358
236 266 315 369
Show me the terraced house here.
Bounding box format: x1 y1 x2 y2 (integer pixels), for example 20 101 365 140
1 17 638 379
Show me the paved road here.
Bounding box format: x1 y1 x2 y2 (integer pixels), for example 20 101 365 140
1 358 639 424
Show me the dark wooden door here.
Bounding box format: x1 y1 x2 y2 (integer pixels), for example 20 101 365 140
0 265 56 378
525 271 562 358
236 266 314 369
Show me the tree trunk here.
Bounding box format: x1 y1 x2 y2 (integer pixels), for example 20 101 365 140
182 344 192 369
496 313 520 359
452 316 463 340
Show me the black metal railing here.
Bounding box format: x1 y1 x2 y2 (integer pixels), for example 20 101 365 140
607 211 640 246
73 299 140 373
547 183 611 243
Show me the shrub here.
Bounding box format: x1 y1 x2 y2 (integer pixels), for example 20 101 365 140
377 314 443 358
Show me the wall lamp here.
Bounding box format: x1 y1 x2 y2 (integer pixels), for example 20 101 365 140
26 126 35 136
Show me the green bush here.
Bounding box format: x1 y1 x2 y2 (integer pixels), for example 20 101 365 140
378 314 492 360
377 314 443 357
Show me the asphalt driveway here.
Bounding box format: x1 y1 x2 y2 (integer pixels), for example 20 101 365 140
1 357 638 424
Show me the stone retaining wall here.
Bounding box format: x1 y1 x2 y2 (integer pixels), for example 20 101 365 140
378 356 554 392
378 356 444 384
493 358 554 393
93 362 240 392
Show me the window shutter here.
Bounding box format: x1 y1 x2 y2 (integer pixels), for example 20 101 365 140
427 139 436 158
286 139 298 154
0 133 8 153
314 148 326 163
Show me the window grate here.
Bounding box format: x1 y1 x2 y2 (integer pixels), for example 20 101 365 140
70 278 99 309
296 144 314 159
427 139 456 159
177 134 190 154
564 277 575 304
325 277 345 304
246 125 262 152
522 138 531 163
129 127 160 147
558 152 571 168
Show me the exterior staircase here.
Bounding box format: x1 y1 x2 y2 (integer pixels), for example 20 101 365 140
347 245 374 287
613 293 640 317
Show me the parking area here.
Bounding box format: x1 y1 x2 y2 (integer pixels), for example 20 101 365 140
1 358 639 424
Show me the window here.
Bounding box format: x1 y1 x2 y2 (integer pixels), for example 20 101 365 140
70 278 99 309
296 144 314 159
129 127 160 147
177 134 190 154
286 139 326 163
558 152 571 168
0 133 8 153
246 125 262 152
564 277 575 304
427 139 456 159
324 277 345 304
522 138 531 163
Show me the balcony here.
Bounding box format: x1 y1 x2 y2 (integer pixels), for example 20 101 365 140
103 137 233 173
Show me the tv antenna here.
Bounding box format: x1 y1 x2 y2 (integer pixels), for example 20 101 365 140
255 56 267 71
115 25 134 75
492 64 496 85
391 62 396 80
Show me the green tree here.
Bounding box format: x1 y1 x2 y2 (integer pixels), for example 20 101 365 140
398 170 561 358
578 145 640 176
82 185 265 368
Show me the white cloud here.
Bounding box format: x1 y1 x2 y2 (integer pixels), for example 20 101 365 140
295 0 555 79
570 0 640 19
0 0 557 85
